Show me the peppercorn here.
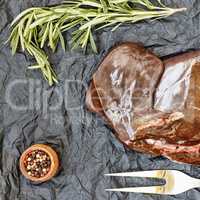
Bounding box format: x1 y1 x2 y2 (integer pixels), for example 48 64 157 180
24 150 51 178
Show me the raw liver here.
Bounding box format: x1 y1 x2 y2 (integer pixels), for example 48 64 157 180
86 43 200 165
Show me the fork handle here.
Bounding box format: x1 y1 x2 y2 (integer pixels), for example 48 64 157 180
188 177 200 189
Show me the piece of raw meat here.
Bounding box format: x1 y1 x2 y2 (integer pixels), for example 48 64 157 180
92 42 164 140
86 43 200 165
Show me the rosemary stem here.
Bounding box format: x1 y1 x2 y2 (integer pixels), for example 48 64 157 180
168 7 187 15
8 1 187 85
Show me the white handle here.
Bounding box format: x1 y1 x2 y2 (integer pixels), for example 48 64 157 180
188 177 200 189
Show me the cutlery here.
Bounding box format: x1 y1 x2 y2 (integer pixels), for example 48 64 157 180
105 170 200 195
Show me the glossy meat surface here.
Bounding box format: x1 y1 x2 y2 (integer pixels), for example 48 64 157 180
86 43 200 165
92 43 163 140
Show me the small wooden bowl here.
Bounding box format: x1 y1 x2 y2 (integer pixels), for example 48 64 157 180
19 144 59 183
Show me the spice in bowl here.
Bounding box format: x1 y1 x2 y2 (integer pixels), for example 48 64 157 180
24 150 51 178
20 144 59 182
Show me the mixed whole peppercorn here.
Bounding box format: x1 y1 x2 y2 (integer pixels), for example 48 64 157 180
24 150 51 178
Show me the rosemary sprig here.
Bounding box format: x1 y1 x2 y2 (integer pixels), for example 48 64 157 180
8 0 186 85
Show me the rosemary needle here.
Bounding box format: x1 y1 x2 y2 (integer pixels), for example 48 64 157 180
8 0 186 85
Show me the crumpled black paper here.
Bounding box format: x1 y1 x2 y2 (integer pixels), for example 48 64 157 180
1 0 200 199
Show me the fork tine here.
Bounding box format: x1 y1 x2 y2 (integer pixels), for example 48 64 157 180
106 186 166 194
105 170 163 178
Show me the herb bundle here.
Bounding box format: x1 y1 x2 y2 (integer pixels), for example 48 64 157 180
8 0 186 85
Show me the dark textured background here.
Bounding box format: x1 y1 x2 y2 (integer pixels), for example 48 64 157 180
1 0 200 199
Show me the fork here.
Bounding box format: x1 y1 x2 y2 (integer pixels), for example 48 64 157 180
105 170 200 195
